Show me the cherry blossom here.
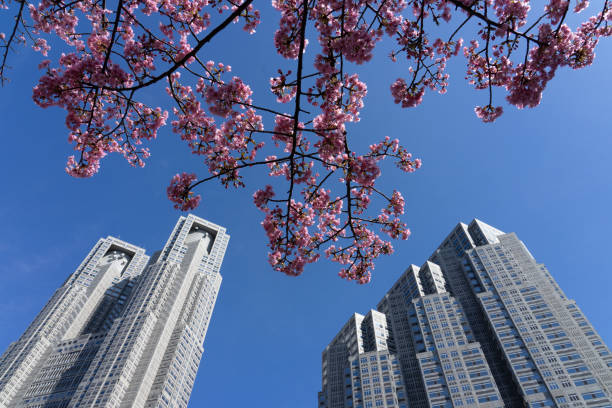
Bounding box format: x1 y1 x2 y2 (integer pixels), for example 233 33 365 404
0 0 609 282
168 172 202 210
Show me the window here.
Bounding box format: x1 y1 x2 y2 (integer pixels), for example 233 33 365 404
582 391 605 400
478 395 499 403
574 378 596 387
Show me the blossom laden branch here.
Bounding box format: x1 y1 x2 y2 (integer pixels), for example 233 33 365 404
0 0 609 283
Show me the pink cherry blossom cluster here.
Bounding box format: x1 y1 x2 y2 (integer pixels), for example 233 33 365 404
273 0 308 59
168 172 201 210
1 0 609 282
18 0 259 177
169 70 264 188
389 17 461 103
474 104 504 123
270 70 297 103
387 0 611 120
252 118 420 282
32 51 168 177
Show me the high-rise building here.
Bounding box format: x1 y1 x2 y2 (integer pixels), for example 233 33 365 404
0 214 229 408
319 219 612 408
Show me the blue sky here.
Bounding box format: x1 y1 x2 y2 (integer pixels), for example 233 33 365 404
0 3 611 407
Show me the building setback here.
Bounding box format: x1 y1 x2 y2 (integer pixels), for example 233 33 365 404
319 219 612 408
0 214 229 408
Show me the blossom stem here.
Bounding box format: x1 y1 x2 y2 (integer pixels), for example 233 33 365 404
0 0 26 84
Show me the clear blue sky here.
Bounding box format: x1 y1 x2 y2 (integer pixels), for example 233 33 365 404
0 4 611 407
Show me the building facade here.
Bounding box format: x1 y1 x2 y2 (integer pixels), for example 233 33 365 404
0 215 229 408
319 220 612 408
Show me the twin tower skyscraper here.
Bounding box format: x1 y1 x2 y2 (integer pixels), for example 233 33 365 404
0 215 229 408
319 220 612 408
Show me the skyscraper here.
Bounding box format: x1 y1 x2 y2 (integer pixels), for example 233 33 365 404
0 214 229 408
319 219 612 408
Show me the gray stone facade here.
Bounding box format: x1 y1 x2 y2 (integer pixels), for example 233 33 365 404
319 220 612 408
0 215 229 408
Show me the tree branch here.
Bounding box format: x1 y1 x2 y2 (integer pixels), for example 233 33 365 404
1 0 26 84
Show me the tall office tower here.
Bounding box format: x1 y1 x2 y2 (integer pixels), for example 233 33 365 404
319 220 612 408
0 214 229 408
